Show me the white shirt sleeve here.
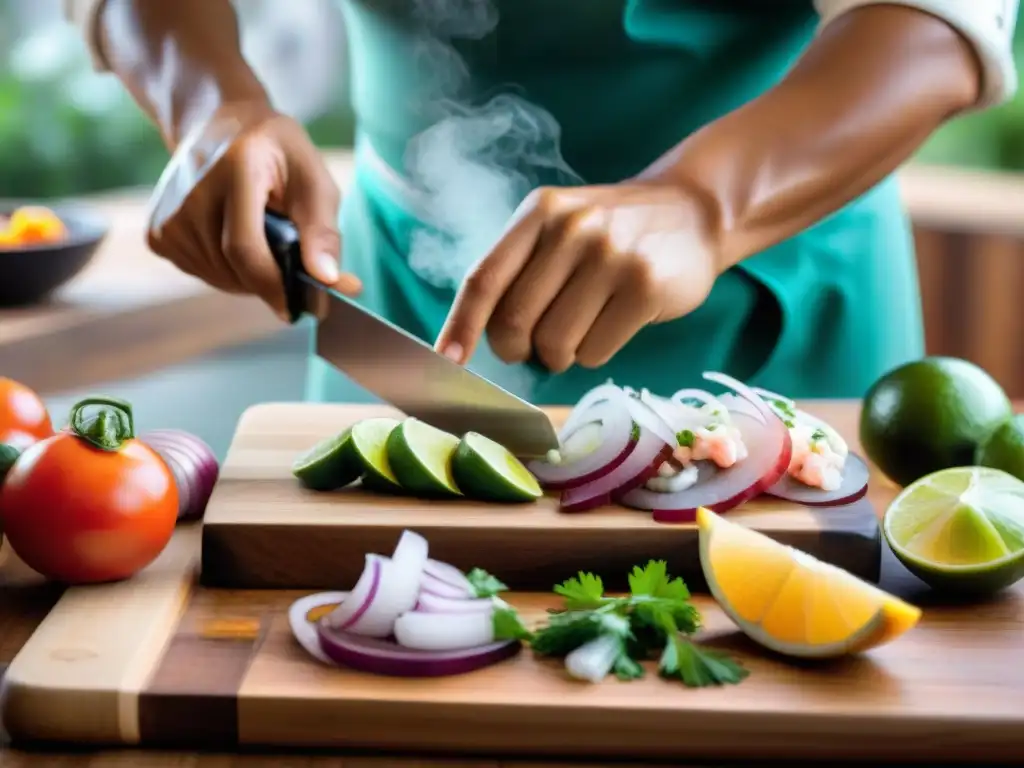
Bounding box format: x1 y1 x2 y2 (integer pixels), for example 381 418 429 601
63 0 110 70
815 0 1019 108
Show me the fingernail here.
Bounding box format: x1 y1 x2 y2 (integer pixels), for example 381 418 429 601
441 342 464 364
317 253 340 282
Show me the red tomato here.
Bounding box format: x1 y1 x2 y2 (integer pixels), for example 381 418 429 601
0 396 177 584
0 377 53 450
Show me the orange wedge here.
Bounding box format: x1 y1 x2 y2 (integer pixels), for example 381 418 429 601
697 507 921 658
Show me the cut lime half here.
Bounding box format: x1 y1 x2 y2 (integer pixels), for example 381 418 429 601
386 418 462 497
292 427 362 491
452 431 542 503
883 466 1024 595
349 417 403 492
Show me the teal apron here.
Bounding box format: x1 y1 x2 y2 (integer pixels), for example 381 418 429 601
308 0 925 405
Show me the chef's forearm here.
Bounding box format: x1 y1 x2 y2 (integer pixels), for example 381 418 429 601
96 0 269 148
645 4 981 272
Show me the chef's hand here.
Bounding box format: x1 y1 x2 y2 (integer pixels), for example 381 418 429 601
146 99 361 320
435 182 719 372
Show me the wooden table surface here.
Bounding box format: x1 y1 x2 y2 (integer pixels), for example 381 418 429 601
1 399 1016 767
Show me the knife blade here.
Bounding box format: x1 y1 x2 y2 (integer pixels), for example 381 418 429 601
264 210 560 458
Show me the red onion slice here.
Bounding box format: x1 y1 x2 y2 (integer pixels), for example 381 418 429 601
528 390 636 491
346 530 428 637
325 554 383 631
767 452 871 507
316 624 520 677
422 559 473 595
560 425 674 513
557 382 624 438
393 610 496 650
619 412 792 522
420 572 472 599
288 591 349 664
416 592 494 613
625 393 678 446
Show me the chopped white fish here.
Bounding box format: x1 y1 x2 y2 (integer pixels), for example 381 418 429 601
646 462 699 493
787 422 845 491
673 423 748 469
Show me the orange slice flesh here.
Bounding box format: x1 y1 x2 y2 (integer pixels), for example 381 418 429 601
697 507 922 658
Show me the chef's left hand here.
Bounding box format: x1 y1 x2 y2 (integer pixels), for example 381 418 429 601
435 181 720 372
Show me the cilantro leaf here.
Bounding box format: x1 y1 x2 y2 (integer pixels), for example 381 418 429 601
659 636 749 688
467 568 508 598
629 559 690 602
553 571 606 610
492 599 534 642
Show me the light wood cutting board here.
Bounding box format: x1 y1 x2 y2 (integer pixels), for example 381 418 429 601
200 403 884 590
4 524 1024 762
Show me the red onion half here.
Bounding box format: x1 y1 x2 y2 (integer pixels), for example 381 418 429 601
618 371 792 523
527 383 635 491
141 429 220 521
767 452 871 507
316 624 520 678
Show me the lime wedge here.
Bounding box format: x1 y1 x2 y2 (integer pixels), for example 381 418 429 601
451 431 542 503
386 418 462 497
292 427 362 491
349 417 403 492
883 466 1024 595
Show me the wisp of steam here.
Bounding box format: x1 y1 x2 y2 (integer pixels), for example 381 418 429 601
402 0 583 291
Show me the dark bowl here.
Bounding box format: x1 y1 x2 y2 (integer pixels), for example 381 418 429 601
0 203 109 307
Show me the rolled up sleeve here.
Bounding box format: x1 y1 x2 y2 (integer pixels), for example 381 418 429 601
814 0 1020 108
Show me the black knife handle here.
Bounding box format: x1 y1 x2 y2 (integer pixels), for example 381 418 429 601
264 210 307 323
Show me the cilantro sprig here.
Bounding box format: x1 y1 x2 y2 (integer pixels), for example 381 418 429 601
531 561 748 688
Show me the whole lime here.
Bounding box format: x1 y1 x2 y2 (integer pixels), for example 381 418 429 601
976 414 1024 482
860 357 1012 487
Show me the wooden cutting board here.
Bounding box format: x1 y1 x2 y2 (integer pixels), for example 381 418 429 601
4 523 1024 762
201 403 883 590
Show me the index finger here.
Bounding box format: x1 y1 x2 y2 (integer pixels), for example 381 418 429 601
435 198 547 365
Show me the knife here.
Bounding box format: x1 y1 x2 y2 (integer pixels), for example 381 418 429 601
264 210 560 459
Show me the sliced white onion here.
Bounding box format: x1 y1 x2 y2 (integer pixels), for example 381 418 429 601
560 425 674 513
416 592 495 613
422 558 474 594
288 591 350 665
394 610 496 651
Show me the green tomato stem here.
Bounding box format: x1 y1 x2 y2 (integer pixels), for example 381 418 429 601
68 395 135 452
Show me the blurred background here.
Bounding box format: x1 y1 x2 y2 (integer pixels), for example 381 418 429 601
0 0 1022 455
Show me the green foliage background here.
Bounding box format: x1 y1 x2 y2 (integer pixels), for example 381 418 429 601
1 14 1023 200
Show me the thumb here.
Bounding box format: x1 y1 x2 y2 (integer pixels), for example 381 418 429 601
285 167 356 291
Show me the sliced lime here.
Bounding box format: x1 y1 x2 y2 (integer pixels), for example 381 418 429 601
292 427 362 491
883 466 1024 595
349 417 403 492
386 418 462 497
451 431 542 504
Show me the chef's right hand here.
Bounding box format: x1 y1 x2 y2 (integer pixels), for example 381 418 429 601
146 99 361 320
